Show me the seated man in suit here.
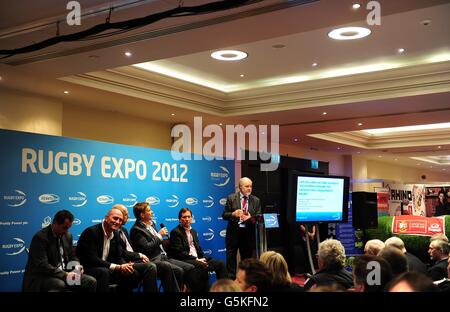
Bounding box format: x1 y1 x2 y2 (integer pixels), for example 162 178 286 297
427 238 449 281
130 202 194 292
23 210 96 292
76 207 157 292
170 207 227 291
385 236 427 274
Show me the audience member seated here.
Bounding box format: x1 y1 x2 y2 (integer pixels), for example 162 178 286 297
76 207 155 292
310 284 346 292
385 237 427 274
130 202 194 292
379 246 408 278
260 251 304 292
235 259 272 292
364 239 385 256
427 238 449 281
210 279 241 292
170 207 227 292
388 272 438 292
434 191 450 216
352 255 393 292
23 210 96 292
303 239 353 291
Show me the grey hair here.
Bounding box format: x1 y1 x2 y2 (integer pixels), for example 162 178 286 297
318 239 346 269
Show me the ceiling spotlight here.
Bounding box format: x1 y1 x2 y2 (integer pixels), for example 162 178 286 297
352 3 361 9
312 62 318 67
357 122 363 126
171 113 175 116
443 169 447 171
337 147 341 150
357 151 361 154
322 112 327 115
63 91 69 94
294 138 299 142
398 48 405 54
240 74 245 78
272 44 286 49
219 123 223 126
124 51 132 57
378 155 382 158
394 158 398 161
211 50 248 61
438 146 442 149
328 27 371 40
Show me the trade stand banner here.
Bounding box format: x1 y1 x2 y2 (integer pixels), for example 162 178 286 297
0 129 234 291
392 215 445 236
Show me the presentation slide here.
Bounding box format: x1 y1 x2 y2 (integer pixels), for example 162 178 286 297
296 176 344 222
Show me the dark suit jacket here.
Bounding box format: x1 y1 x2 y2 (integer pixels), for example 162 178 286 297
23 225 77 291
76 223 126 269
428 258 449 281
222 192 261 247
130 221 163 260
435 202 450 216
170 224 205 260
405 252 427 274
118 227 141 262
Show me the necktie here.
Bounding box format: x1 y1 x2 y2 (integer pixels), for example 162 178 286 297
58 236 65 270
242 196 248 214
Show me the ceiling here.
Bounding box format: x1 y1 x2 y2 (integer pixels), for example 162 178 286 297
0 0 449 173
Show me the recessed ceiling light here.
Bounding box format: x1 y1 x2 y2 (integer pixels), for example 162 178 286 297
430 166 433 168
294 138 299 142
352 3 361 9
63 91 69 94
337 147 341 150
219 123 223 126
261 131 265 135
394 158 398 161
328 27 371 40
211 50 248 61
322 112 327 115
272 44 286 49
378 155 382 158
357 122 363 126
124 51 132 57
357 151 361 154
417 163 421 166
171 113 175 116
420 19 431 26
312 62 318 67
443 168 447 171
438 146 442 149
398 48 405 54
240 74 245 78
363 122 450 135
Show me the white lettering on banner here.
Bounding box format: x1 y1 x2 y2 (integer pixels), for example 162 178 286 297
22 148 95 176
101 157 147 180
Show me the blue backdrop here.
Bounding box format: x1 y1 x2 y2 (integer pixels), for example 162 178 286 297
0 129 234 291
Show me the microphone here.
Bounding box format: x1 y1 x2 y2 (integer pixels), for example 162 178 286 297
160 223 169 238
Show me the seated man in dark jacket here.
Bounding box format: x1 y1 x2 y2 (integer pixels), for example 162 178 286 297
23 210 96 292
170 208 227 291
130 202 194 292
427 238 449 281
303 239 353 291
76 207 157 292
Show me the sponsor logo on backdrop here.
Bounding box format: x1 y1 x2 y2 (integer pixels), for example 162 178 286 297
42 216 52 228
211 166 230 187
185 197 198 206
0 221 28 226
73 218 82 226
3 238 27 256
220 230 226 238
202 216 212 222
219 198 227 206
203 228 215 241
97 195 114 205
204 249 212 255
217 217 223 221
123 194 138 208
166 195 179 208
203 196 214 208
265 215 278 227
218 248 226 253
39 193 60 204
146 196 160 206
4 190 27 207
165 218 178 223
69 192 88 207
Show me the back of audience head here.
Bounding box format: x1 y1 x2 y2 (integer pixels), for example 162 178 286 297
310 283 346 292
260 251 291 286
364 239 386 256
317 239 347 270
379 246 408 277
388 272 439 292
210 279 241 292
352 255 393 292
236 259 272 292
384 237 407 253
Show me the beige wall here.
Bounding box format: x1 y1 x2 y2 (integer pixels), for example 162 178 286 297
0 88 62 135
62 103 172 150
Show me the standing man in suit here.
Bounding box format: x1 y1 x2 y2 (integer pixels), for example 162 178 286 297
130 202 194 292
222 177 261 279
23 210 96 292
170 207 227 291
76 207 157 292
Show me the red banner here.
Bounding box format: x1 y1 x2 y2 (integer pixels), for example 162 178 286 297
392 215 445 236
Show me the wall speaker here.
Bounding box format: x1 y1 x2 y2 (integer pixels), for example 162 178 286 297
352 192 378 229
